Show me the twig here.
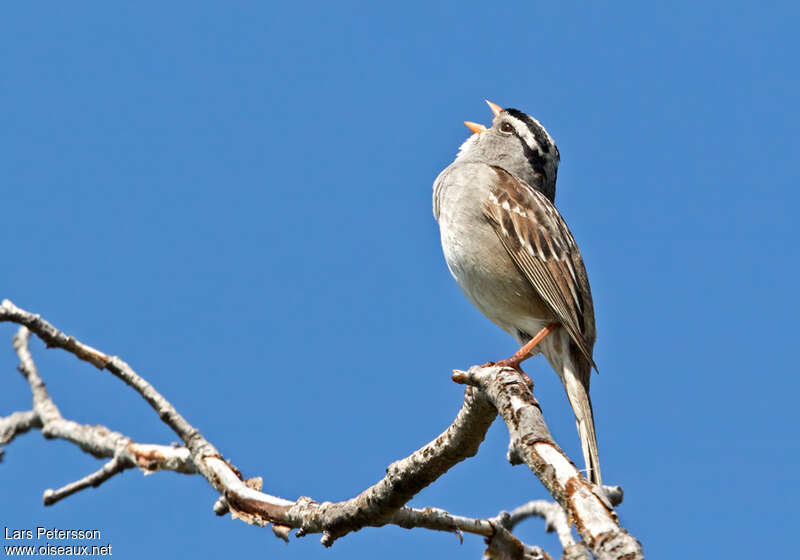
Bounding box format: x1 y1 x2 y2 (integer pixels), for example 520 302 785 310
0 410 41 447
505 501 575 549
43 453 128 505
5 326 198 500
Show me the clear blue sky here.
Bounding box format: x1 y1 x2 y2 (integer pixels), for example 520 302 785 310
2 2 797 558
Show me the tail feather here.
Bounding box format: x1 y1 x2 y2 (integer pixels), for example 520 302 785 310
533 328 603 485
561 358 602 485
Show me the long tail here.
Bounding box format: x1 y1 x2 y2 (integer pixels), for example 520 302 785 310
560 357 602 485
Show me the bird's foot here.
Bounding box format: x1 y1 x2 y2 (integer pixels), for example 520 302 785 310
493 357 523 369
478 359 524 370
480 359 534 389
465 363 531 391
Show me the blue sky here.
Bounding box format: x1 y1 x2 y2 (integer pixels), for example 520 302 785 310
1 2 798 558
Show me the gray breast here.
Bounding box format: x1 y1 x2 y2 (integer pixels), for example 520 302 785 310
433 162 551 337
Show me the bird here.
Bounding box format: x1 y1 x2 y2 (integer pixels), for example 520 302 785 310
432 100 602 485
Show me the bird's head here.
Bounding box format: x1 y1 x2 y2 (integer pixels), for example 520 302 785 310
457 100 560 201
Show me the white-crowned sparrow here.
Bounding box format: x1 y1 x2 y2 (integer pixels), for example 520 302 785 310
433 101 602 484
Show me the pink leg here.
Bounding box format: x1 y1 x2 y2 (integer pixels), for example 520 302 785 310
494 322 560 369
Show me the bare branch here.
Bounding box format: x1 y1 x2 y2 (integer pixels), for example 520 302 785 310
126 442 196 474
43 453 128 505
204 384 497 545
497 500 593 559
454 365 643 560
0 410 41 447
390 505 492 539
311 385 496 544
3 300 110 369
2 300 643 557
13 326 62 424
481 522 548 560
2 300 221 480
2 302 499 543
5 325 197 502
505 501 575 549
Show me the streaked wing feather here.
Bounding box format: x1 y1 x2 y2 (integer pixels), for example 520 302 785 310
484 166 596 369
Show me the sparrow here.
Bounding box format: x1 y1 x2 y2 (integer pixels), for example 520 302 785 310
433 101 602 484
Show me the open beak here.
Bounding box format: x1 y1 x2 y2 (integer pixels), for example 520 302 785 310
463 100 504 134
485 99 503 117
464 121 488 134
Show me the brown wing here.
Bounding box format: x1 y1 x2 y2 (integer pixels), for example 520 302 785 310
483 166 597 369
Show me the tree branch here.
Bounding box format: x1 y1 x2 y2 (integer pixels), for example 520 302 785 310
43 453 128 505
0 409 41 448
0 303 499 544
453 366 643 560
2 299 496 544
506 501 576 550
2 299 643 558
5 325 198 501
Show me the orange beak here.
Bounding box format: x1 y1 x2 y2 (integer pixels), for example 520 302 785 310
463 100 504 134
485 99 503 117
463 121 488 134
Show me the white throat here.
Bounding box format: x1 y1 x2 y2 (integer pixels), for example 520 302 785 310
454 134 480 162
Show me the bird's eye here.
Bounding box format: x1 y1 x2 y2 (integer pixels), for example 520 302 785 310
500 122 514 133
